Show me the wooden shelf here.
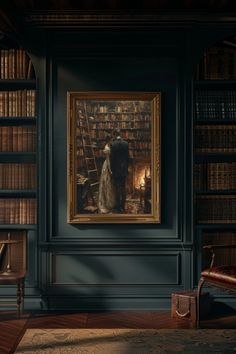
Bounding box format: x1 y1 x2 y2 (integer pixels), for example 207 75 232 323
0 79 36 89
0 152 36 163
194 119 236 125
194 190 236 195
0 190 36 197
0 48 38 249
196 224 236 229
194 153 236 163
196 225 236 231
0 224 37 230
194 80 236 88
194 44 236 278
0 117 37 125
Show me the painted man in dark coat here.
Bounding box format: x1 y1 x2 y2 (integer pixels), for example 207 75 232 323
110 128 129 212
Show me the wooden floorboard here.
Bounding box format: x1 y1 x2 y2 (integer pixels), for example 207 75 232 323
0 305 235 353
28 311 88 329
0 313 29 354
86 311 157 329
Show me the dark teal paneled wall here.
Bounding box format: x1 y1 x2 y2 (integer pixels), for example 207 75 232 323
36 29 185 309
31 25 236 309
53 59 177 237
50 30 181 240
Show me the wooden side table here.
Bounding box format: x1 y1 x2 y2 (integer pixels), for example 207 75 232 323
0 233 26 316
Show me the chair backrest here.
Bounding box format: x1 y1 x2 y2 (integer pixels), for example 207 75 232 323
0 231 27 273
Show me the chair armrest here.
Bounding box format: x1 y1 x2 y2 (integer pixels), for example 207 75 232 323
203 244 236 250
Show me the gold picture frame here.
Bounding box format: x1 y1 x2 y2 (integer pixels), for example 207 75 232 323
67 92 161 224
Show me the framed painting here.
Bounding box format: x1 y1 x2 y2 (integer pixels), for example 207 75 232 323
67 92 161 223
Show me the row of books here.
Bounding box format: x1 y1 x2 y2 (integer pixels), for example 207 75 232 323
196 46 236 80
89 130 150 140
129 150 151 157
194 125 236 151
127 141 151 150
203 231 236 241
87 113 151 121
77 109 151 121
0 90 36 117
82 101 151 114
90 140 151 150
0 126 36 152
193 162 236 190
203 231 236 244
116 130 151 141
196 195 236 223
0 198 37 224
0 163 36 189
202 232 236 267
94 149 150 158
0 49 34 80
89 121 151 130
195 90 236 120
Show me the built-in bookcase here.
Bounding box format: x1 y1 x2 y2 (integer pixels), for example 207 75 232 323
193 39 236 277
0 47 37 227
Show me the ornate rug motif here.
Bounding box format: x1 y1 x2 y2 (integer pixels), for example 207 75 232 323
15 328 236 353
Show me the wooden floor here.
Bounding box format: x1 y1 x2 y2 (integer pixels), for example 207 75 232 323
0 304 236 354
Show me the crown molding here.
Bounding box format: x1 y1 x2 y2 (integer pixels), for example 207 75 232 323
23 10 236 29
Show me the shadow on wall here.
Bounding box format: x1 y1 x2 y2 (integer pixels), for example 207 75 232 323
40 230 179 311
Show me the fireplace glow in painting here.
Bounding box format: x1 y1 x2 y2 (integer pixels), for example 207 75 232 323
67 92 160 223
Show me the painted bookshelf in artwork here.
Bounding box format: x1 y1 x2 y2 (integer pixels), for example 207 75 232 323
193 37 236 275
0 47 37 227
75 99 152 215
77 102 151 159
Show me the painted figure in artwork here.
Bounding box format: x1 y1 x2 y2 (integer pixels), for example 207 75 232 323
110 128 130 212
98 135 116 213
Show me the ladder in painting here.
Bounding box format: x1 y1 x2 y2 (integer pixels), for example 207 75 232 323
77 101 99 209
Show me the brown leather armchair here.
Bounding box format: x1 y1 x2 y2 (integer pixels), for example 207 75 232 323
197 244 236 327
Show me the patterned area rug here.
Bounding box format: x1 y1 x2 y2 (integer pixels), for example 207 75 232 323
15 328 236 353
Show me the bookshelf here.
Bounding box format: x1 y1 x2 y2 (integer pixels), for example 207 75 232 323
193 39 236 275
77 103 151 163
77 103 151 159
75 99 152 213
0 47 37 227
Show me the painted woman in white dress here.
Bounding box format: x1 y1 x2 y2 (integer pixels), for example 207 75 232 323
98 135 116 213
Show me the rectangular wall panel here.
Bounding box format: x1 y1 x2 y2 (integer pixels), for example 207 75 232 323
51 253 180 286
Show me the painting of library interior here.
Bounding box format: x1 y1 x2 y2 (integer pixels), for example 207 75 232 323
68 92 160 222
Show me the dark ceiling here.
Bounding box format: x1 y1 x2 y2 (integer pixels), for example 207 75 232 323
0 0 236 39
1 0 236 11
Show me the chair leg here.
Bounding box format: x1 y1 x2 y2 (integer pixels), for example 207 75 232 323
197 277 205 328
17 283 21 317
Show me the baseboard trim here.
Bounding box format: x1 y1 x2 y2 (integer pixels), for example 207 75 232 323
0 294 235 311
42 296 171 311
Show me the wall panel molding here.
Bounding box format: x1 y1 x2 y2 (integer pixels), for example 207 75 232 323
50 52 180 240
50 251 181 286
